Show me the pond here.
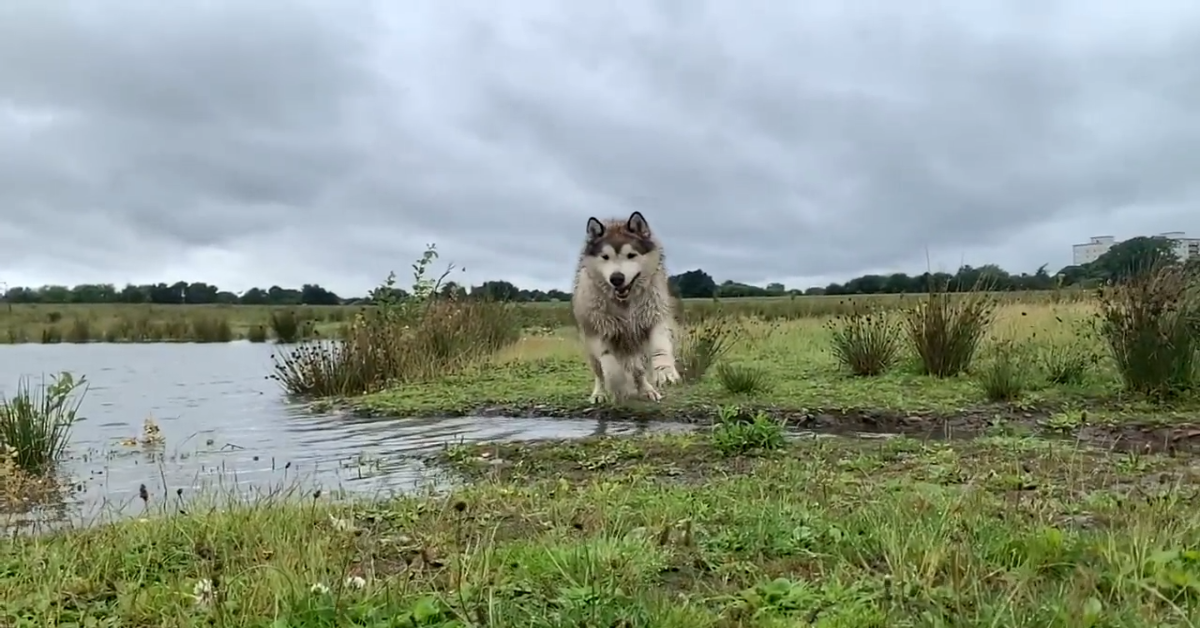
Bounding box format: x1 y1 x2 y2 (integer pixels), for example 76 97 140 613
0 342 689 529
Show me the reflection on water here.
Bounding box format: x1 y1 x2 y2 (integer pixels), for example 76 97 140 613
0 342 690 528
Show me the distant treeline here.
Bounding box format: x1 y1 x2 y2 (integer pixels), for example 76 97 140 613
2 235 1193 306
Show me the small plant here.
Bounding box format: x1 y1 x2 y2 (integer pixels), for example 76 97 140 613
902 278 996 377
0 372 87 475
825 303 903 376
977 339 1028 402
715 363 771 395
269 311 303 344
678 316 745 383
710 406 785 456
1096 263 1200 398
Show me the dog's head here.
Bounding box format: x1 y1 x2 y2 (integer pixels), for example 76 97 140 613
581 211 660 302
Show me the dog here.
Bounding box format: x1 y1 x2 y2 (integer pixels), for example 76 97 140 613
571 211 681 403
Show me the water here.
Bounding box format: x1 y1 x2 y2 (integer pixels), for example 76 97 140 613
0 342 689 526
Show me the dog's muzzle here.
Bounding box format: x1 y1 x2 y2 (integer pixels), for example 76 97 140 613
609 273 638 300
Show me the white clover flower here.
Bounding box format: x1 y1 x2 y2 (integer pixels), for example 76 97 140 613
345 575 366 589
310 582 331 594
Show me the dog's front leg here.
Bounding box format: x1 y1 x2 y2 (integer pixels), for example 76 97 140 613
648 323 681 386
587 338 636 401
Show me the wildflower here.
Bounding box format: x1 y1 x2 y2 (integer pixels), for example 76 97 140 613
345 576 366 589
192 579 215 606
310 583 331 594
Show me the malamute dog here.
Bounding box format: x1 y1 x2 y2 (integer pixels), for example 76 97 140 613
571 211 681 403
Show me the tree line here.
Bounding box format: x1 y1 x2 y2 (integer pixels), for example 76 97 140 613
2 235 1193 306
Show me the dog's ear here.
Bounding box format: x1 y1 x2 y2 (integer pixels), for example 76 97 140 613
586 217 605 241
627 212 650 236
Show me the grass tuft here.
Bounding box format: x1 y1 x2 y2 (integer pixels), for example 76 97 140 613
903 280 996 377
1096 263 1200 399
825 302 904 376
677 317 745 383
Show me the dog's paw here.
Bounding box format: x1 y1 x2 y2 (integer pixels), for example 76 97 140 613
652 363 681 386
589 391 607 404
642 385 662 402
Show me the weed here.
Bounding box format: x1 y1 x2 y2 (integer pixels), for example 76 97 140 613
0 372 87 475
825 303 903 376
190 317 234 343
677 316 745 383
1096 264 1200 398
1036 340 1095 385
902 279 996 377
710 406 786 456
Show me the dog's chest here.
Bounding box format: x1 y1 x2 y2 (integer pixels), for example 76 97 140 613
602 302 653 356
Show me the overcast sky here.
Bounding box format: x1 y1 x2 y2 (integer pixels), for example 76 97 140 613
3 1 1199 296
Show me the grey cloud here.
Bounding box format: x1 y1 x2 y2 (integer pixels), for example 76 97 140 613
3 0 1200 296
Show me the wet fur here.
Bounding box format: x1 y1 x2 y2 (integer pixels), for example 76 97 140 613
571 212 681 403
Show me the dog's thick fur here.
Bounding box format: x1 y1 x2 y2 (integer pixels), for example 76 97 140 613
571 211 681 403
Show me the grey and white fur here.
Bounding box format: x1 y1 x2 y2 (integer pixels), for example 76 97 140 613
571 211 681 403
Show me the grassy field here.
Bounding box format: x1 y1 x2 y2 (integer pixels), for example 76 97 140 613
0 290 1093 344
3 432 1200 626
350 301 1200 439
3 269 1199 625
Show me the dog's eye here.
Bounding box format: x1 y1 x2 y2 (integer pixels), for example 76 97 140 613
600 254 610 260
626 253 637 260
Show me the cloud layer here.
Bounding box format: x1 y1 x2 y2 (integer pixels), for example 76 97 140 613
3 0 1199 295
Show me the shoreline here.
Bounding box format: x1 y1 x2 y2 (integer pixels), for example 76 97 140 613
339 397 1200 454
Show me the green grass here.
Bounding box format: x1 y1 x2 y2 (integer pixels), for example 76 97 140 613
4 432 1200 626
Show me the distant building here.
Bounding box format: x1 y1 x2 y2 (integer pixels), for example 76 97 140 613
1159 231 1200 261
1072 232 1200 266
1072 236 1115 265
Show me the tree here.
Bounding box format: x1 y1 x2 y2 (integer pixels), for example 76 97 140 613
1091 236 1180 281
671 269 717 299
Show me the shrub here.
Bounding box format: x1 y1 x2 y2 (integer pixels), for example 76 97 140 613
678 317 745 383
976 339 1027 402
246 325 269 343
902 280 996 377
271 248 522 397
715 363 771 395
0 372 87 475
269 310 303 344
1096 264 1200 398
191 317 234 343
710 406 785 456
825 303 903 376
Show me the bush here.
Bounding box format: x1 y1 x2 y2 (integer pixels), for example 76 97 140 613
678 317 745 383
0 372 87 475
976 340 1027 402
1096 264 1200 398
902 282 996 377
825 304 903 376
715 363 770 395
271 248 523 398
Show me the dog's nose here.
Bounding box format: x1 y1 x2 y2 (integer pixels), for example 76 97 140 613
609 272 626 288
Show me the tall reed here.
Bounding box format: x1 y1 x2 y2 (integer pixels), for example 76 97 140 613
0 372 87 475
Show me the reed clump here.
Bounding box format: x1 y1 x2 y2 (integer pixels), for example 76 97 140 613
0 372 87 476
